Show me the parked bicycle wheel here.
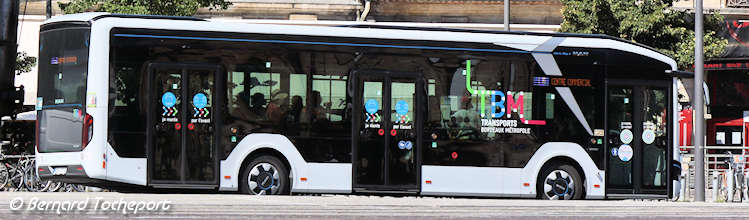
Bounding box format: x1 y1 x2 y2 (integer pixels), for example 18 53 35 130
0 164 9 191
63 183 86 192
23 160 44 192
9 165 25 191
46 181 62 192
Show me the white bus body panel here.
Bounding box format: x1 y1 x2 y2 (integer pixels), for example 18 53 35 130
89 17 148 186
105 144 147 185
296 163 352 193
219 134 352 193
421 166 515 197
421 142 604 199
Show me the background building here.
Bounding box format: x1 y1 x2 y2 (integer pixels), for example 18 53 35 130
674 0 749 149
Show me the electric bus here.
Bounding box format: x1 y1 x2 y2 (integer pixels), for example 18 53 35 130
36 13 682 199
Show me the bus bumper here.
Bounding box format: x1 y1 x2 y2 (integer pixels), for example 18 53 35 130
37 164 89 183
36 149 106 184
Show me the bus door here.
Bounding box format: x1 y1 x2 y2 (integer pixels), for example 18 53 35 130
605 80 672 198
147 63 223 187
352 70 424 192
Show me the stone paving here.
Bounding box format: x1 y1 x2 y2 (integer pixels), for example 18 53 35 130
0 192 746 219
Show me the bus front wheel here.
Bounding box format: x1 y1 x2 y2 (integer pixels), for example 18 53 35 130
537 163 583 200
240 155 289 195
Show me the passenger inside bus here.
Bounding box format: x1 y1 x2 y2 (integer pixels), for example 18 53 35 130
450 95 480 140
267 89 289 124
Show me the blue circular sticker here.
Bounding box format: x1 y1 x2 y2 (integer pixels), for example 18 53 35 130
193 93 208 109
162 92 177 108
398 141 406 149
611 147 618 157
365 99 379 114
404 141 413 150
395 100 409 115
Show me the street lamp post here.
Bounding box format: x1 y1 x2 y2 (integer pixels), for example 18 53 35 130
694 0 706 202
46 0 51 19
504 0 509 31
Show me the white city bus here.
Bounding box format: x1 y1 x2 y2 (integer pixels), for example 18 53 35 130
36 13 682 199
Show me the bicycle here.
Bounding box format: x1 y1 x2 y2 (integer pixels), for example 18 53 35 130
0 154 32 191
22 157 50 192
723 152 747 202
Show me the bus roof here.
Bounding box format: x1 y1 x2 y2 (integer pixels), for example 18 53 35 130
341 24 668 57
44 13 678 70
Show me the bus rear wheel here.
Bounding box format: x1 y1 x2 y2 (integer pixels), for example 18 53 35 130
537 163 583 200
240 155 289 195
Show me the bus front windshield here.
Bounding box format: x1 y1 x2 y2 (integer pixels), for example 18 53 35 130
37 27 90 107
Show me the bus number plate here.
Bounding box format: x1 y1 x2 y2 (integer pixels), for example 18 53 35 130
52 167 67 176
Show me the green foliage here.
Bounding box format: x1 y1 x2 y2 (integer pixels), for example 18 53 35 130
58 0 231 16
560 0 727 70
15 52 37 75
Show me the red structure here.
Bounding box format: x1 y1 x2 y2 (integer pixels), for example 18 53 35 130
679 109 693 150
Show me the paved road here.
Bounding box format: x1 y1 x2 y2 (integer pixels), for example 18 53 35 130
0 192 747 219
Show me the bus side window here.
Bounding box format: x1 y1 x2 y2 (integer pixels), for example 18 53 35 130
108 65 147 158
223 52 352 163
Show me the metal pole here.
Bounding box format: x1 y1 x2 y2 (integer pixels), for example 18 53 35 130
712 172 719 202
504 0 509 31
46 0 51 19
728 168 735 202
694 0 706 202
681 174 687 201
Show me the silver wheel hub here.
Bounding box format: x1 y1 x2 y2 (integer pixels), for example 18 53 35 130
248 163 280 195
543 170 574 200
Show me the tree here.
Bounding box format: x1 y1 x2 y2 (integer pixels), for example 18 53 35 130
15 52 36 75
58 0 231 16
560 0 727 70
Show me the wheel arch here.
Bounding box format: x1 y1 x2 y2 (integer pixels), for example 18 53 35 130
523 142 605 199
239 147 292 181
538 156 585 183
536 156 586 197
219 134 308 192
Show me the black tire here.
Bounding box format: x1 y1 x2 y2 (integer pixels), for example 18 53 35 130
537 163 583 200
240 155 289 195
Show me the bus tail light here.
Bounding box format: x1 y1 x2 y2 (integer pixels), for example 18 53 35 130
82 113 94 149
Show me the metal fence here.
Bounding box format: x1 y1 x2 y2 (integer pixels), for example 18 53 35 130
680 145 749 202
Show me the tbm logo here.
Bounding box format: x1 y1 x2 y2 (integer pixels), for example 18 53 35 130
464 60 546 125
